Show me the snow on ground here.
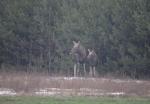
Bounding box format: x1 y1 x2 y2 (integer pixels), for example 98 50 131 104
0 88 17 96
0 87 125 96
49 77 146 83
34 88 125 96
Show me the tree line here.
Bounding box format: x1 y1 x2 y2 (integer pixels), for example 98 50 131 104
0 0 150 78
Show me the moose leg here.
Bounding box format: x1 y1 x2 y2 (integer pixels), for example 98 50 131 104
77 62 80 76
83 63 86 76
89 66 92 77
74 64 77 77
93 66 96 77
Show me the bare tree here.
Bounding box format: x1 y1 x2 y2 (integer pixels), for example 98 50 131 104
87 49 98 77
70 41 86 77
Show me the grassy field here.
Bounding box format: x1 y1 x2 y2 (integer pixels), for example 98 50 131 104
0 96 150 104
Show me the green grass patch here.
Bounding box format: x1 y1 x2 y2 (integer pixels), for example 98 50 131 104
0 96 149 104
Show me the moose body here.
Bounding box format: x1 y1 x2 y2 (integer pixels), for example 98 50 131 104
70 41 86 77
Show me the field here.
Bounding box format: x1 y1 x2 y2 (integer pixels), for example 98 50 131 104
0 72 150 97
0 72 150 104
0 96 150 104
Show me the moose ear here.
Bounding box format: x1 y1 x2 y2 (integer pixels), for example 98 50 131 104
73 41 76 45
78 41 80 44
88 49 91 53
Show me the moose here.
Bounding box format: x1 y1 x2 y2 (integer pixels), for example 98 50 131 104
70 40 98 77
70 40 87 77
87 49 98 77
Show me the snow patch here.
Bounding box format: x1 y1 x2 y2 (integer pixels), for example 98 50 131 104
34 88 125 96
0 88 17 96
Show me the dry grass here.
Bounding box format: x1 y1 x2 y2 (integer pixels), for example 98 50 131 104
0 71 150 97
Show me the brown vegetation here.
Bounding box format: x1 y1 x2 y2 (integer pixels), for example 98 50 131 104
0 72 150 97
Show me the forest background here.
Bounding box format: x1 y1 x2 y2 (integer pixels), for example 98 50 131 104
0 0 150 78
